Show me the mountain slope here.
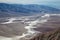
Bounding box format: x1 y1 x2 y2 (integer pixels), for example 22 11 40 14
30 29 60 40
0 3 60 13
0 3 60 17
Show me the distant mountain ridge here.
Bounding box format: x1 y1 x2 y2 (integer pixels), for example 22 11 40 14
0 3 60 17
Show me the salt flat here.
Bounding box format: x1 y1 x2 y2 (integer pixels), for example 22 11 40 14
0 14 60 40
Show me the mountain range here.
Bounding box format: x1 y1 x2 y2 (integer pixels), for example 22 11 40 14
0 3 60 17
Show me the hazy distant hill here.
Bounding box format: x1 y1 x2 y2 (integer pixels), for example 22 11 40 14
0 3 60 17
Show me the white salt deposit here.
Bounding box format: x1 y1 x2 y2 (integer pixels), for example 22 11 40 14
0 14 51 40
1 18 16 24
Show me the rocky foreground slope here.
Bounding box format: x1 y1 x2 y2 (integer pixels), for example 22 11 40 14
30 28 60 40
30 15 60 40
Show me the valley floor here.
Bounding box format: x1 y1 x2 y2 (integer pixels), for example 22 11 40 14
0 14 60 40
